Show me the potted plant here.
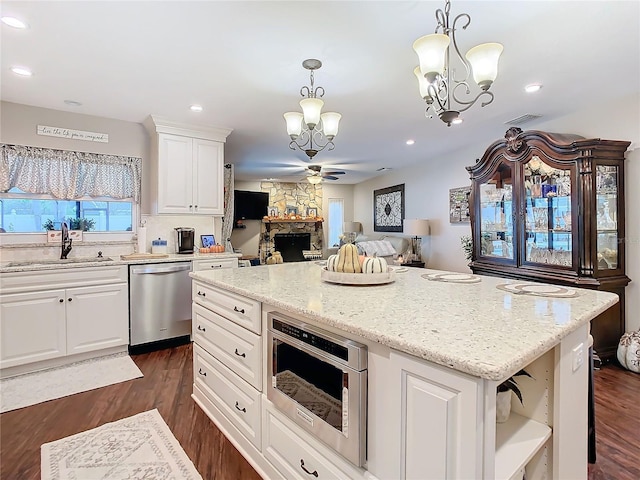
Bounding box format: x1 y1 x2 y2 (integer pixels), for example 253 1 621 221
460 235 473 262
496 369 532 423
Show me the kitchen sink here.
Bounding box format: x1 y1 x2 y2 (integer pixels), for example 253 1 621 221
4 257 114 267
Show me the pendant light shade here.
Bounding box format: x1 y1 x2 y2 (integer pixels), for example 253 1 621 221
413 33 450 83
320 112 341 139
300 97 324 129
414 66 432 100
307 174 322 184
284 112 303 138
465 42 503 90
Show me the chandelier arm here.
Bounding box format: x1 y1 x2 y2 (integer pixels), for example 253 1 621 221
449 14 472 84
434 6 447 33
428 81 449 113
452 90 495 113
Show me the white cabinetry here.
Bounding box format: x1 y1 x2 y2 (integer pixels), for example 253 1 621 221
0 266 129 375
192 257 238 271
144 115 232 216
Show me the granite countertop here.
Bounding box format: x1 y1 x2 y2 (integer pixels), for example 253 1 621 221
0 252 241 273
190 262 618 381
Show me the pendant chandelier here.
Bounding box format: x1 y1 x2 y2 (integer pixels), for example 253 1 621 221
284 59 342 160
413 0 503 126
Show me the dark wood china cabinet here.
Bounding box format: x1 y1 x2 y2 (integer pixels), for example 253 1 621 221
467 128 630 361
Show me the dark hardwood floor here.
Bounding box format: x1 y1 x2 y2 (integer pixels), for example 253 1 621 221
1 343 638 479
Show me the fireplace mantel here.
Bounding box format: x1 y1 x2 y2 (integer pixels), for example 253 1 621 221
263 218 323 232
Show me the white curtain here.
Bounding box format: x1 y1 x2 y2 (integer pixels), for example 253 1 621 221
0 144 142 201
222 163 234 250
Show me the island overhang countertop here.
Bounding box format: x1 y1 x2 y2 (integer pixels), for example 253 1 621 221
190 262 618 382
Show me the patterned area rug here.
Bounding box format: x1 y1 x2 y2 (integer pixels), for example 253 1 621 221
275 370 343 429
41 409 202 480
1 352 143 413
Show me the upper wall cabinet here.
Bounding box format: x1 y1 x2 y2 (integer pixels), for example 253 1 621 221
144 115 232 215
467 128 630 360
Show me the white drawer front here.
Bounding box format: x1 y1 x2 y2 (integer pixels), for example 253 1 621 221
192 303 262 390
263 404 360 480
192 258 238 271
194 344 261 449
192 281 261 334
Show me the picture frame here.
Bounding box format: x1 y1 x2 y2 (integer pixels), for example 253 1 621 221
200 234 215 248
267 206 280 217
306 207 318 218
449 186 471 223
286 205 298 215
374 184 405 232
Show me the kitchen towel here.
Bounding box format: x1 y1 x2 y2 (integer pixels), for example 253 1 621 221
137 226 147 253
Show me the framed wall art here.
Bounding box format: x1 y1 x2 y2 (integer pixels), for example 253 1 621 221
449 186 471 223
374 184 405 232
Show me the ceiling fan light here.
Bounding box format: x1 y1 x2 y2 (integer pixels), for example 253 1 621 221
307 175 322 184
465 42 503 90
284 112 303 138
320 112 341 139
300 97 324 129
413 33 450 83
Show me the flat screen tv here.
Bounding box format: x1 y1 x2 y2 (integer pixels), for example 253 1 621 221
234 190 269 223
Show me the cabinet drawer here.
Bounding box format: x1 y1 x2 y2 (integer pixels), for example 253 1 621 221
192 303 262 390
194 344 261 449
192 258 238 271
263 403 365 480
192 281 261 334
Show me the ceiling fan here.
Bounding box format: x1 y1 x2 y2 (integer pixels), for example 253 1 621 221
306 164 346 182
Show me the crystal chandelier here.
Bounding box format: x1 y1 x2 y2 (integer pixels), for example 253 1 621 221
413 0 503 126
284 59 342 160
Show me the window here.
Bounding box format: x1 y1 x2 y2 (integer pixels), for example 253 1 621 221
0 188 133 233
328 198 344 248
0 143 140 234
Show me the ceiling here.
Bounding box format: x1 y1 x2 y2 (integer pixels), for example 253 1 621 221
2 1 639 185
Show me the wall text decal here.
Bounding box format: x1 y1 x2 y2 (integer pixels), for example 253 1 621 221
37 125 109 143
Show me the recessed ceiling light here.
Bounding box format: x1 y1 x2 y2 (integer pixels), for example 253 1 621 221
1 16 28 29
525 83 543 93
406 139 415 145
64 100 83 107
11 66 32 77
190 105 203 112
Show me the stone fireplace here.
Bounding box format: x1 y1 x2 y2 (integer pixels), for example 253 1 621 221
259 181 323 263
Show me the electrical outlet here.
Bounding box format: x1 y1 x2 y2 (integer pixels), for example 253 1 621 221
572 343 585 372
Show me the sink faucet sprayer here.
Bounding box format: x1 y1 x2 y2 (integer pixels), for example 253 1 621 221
60 222 73 259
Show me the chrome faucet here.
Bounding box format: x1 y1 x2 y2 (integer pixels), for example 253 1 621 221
61 222 73 259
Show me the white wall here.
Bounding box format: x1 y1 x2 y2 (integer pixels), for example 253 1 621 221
354 93 640 332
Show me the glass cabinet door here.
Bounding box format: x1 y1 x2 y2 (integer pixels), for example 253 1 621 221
596 165 619 270
478 163 514 260
523 156 573 267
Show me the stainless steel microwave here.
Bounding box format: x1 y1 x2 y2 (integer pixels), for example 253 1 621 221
267 312 367 467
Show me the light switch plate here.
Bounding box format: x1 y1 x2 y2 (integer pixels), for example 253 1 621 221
572 343 585 372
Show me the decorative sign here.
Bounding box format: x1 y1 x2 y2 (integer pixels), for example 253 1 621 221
374 184 405 232
37 125 109 143
449 186 471 223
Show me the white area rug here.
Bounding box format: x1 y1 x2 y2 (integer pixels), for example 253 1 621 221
0 352 143 413
41 409 202 480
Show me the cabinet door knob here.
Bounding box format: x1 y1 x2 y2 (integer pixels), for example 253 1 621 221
189 205 193 209
234 348 246 358
59 298 64 303
198 368 206 376
68 298 72 302
235 401 246 413
233 306 245 314
194 205 198 209
197 325 206 332
300 459 318 477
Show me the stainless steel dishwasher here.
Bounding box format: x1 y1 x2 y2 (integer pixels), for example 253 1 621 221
129 261 192 351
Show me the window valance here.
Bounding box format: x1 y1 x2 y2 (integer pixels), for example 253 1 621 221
0 143 142 202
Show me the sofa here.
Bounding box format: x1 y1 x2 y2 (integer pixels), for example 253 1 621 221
352 234 411 262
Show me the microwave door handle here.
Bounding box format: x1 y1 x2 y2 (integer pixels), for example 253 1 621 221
270 330 358 372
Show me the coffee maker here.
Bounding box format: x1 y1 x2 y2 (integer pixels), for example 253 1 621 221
175 227 195 254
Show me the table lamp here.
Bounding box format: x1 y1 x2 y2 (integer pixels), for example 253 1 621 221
343 221 361 244
403 219 430 262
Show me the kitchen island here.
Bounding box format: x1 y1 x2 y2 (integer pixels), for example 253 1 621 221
190 262 617 480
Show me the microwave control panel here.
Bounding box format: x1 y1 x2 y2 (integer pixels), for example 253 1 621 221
272 318 349 361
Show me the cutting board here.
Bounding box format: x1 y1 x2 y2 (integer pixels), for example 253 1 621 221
120 253 170 260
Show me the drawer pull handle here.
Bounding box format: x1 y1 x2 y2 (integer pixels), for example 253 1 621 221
210 265 222 268
233 306 245 314
198 368 207 377
300 459 318 477
235 401 246 413
234 348 246 358
197 291 206 297
197 325 206 332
